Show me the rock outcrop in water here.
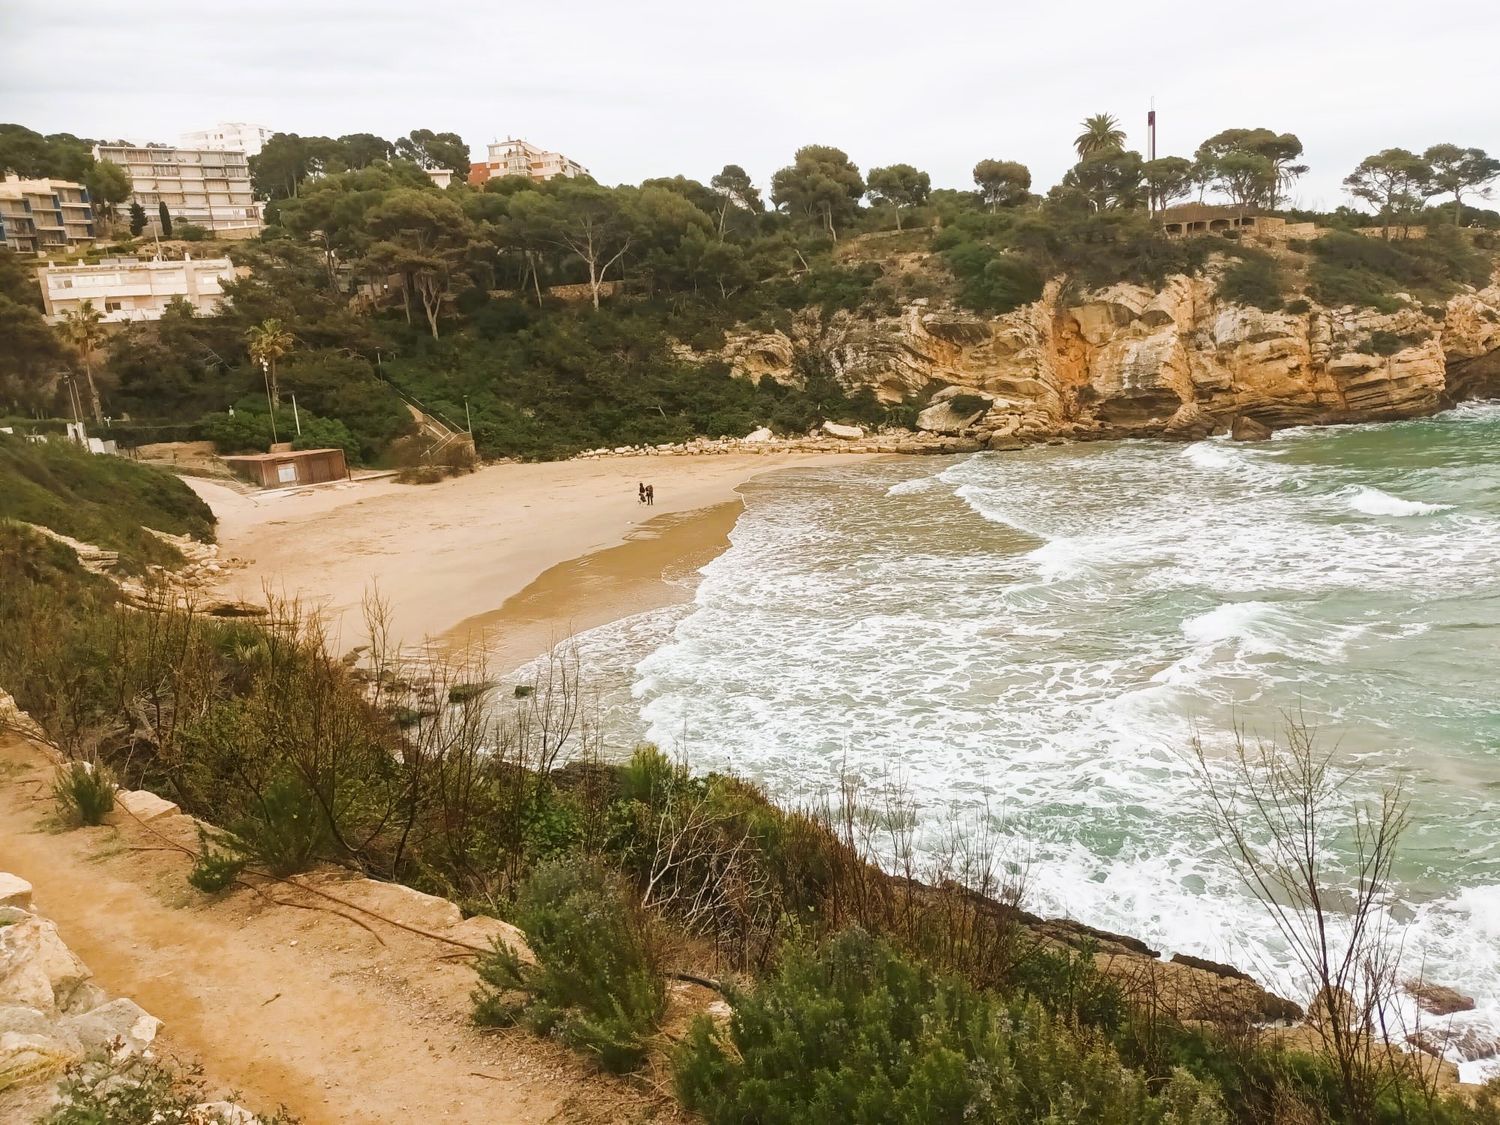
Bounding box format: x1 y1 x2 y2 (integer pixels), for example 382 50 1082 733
701 270 1500 443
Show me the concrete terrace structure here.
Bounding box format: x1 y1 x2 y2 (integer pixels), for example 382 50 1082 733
94 143 263 237
468 138 588 186
180 122 274 158
0 176 95 255
1159 204 1317 242
38 256 237 324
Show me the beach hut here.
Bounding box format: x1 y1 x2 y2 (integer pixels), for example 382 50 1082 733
222 445 349 489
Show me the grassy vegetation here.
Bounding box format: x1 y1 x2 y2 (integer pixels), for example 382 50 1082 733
676 929 1226 1124
1308 228 1493 312
51 759 115 826
0 434 214 571
1217 252 1289 312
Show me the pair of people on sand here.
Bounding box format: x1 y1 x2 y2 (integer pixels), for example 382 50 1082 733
637 482 655 506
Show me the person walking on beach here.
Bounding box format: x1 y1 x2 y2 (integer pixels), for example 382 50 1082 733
645 484 655 507
638 482 647 504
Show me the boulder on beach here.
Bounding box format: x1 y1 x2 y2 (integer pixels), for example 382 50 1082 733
1161 403 1216 441
1404 978 1476 1017
742 427 774 443
821 421 864 441
1231 415 1273 442
917 387 994 435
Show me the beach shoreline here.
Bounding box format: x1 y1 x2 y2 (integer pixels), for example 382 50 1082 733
187 452 874 665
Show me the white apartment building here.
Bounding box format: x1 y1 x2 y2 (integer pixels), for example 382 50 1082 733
0 176 96 255
94 143 263 237
180 122 274 158
468 138 589 186
38 255 238 323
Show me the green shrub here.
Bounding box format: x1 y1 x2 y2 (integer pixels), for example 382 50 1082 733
187 826 249 893
1308 263 1403 313
674 929 1226 1124
1217 255 1286 311
1284 297 1312 315
41 1047 295 1124
227 774 330 877
1362 330 1406 356
1309 228 1491 309
52 760 115 826
175 223 209 242
472 858 664 1072
618 744 683 806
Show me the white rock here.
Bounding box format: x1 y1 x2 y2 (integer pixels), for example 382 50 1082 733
193 1102 260 1124
821 421 864 441
64 997 161 1055
0 916 93 1012
111 789 181 824
741 427 774 443
0 873 32 911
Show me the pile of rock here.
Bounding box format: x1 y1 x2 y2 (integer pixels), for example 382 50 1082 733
0 872 161 1092
570 421 1028 461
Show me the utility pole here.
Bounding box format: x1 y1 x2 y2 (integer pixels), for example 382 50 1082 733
1147 99 1158 215
261 358 279 444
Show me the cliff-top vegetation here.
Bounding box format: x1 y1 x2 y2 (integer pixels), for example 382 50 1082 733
2 119 1496 464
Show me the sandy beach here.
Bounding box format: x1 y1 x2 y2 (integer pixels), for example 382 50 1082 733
188 453 869 672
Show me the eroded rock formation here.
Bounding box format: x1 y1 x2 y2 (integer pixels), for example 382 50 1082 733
703 268 1500 442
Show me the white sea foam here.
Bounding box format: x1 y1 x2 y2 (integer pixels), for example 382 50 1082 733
1347 486 1452 517
1182 441 1240 471
886 475 939 496
1180 601 1276 649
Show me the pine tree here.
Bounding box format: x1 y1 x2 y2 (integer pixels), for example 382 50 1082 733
128 201 147 236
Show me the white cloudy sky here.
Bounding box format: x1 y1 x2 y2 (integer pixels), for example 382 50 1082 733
3 0 1496 208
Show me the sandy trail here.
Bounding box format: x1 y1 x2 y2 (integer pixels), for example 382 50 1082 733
0 734 672 1124
189 453 867 659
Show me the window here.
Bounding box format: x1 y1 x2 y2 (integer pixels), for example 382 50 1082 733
277 463 299 484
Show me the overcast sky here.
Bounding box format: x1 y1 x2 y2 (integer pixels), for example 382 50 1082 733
4 0 1496 209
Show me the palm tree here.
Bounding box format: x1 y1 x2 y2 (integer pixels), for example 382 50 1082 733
246 318 294 407
58 300 105 425
1074 113 1127 160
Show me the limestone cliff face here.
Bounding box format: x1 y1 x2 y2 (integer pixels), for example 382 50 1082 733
706 268 1500 441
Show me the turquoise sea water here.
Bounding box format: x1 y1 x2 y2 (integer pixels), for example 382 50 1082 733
542 402 1500 1074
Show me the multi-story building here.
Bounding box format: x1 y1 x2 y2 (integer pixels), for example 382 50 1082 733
94 143 263 237
37 255 238 323
180 122 274 158
0 176 96 255
467 138 588 186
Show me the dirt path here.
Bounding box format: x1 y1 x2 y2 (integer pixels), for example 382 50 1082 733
0 734 672 1124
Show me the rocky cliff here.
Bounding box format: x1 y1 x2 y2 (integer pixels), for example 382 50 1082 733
703 265 1500 445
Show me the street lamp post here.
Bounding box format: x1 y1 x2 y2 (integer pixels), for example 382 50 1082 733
261 358 279 445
